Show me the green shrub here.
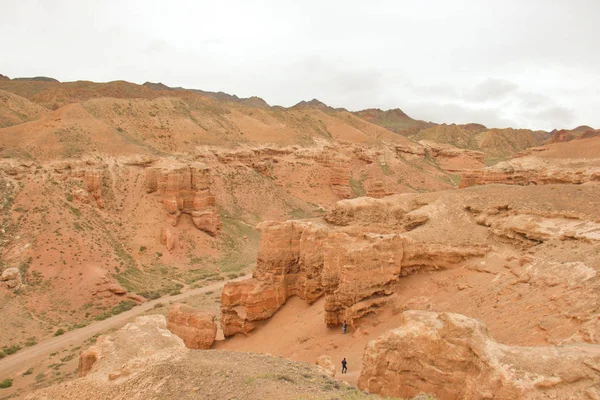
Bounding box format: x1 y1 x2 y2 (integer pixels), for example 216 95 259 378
2 344 21 355
54 328 65 336
0 378 13 389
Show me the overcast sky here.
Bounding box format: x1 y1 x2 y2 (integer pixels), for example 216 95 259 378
1 0 598 130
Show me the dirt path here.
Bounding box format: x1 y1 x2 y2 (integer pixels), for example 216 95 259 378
0 275 249 380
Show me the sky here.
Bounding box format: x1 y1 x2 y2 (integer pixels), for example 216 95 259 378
1 0 599 130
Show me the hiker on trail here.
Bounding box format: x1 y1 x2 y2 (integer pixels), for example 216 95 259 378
341 358 348 374
342 320 347 334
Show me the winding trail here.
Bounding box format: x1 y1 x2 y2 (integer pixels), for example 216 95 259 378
0 274 249 379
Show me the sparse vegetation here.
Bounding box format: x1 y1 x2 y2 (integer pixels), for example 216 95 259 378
349 177 366 197
54 328 65 336
0 378 13 389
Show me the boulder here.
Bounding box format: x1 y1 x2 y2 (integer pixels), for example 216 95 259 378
166 303 217 349
0 267 20 281
358 311 600 400
315 355 335 378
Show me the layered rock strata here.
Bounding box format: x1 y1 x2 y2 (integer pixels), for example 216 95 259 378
459 161 600 188
146 159 221 242
220 216 489 336
358 311 600 400
166 303 217 349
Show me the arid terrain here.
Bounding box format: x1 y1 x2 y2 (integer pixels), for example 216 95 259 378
0 75 599 399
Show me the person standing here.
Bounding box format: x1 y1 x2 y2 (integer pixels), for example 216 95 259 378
341 358 348 374
342 320 347 334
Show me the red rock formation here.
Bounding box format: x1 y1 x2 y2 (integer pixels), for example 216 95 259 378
365 180 387 198
459 164 600 188
78 347 100 377
166 303 217 350
358 311 600 400
220 212 489 335
160 227 176 250
220 220 329 337
146 160 221 247
84 169 104 208
322 232 404 325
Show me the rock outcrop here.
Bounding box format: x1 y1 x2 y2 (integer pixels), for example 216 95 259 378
395 140 485 170
84 169 104 208
321 153 351 199
459 157 600 188
146 159 221 245
358 310 600 400
220 208 489 336
365 180 388 198
166 303 217 349
0 267 21 289
315 355 336 378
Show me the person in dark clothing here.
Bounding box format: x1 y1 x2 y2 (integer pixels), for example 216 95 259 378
342 320 347 334
341 358 348 374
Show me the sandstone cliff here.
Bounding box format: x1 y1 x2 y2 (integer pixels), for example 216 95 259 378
220 200 490 336
146 159 221 241
166 303 217 350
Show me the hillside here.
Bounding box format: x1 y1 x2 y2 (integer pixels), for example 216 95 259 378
352 108 435 136
412 123 550 164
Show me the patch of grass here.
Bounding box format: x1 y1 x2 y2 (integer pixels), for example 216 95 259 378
349 177 366 197
110 300 137 315
378 160 392 176
0 378 13 389
289 208 308 219
54 328 65 336
22 368 34 376
60 354 75 362
2 344 21 356
47 363 64 370
65 202 82 217
24 337 37 347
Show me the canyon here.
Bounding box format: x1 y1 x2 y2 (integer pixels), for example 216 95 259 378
0 75 599 399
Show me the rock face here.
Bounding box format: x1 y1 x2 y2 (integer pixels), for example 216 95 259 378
358 311 600 400
84 169 104 208
166 303 217 349
146 159 221 247
315 355 335 378
220 202 489 336
220 220 329 337
322 153 351 199
365 180 388 198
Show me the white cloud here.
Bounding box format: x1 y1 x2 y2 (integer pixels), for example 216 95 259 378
0 0 598 130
